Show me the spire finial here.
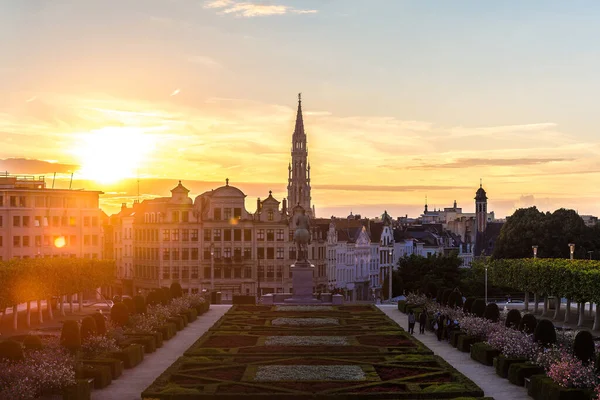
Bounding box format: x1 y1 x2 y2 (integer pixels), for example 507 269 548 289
480 178 482 188
269 190 272 196
298 92 301 103
226 178 229 186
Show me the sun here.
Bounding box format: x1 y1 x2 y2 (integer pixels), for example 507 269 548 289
74 127 155 184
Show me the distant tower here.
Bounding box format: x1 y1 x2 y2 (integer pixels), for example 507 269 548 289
424 196 428 214
287 93 312 216
475 180 488 233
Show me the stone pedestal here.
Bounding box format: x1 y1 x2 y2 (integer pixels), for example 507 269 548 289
332 294 344 305
284 260 320 304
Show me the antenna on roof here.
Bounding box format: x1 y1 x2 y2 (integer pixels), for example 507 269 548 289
52 172 56 189
69 173 73 189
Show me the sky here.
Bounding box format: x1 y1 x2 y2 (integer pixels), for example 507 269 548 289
2 0 600 219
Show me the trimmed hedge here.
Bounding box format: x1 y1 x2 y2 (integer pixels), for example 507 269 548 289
397 300 407 312
470 342 500 366
450 330 463 348
484 303 500 322
82 358 123 379
110 344 145 369
519 313 538 334
528 374 593 400
471 298 486 317
507 362 543 386
232 295 256 305
495 355 528 378
457 335 482 353
463 297 475 314
78 364 112 389
534 319 557 348
63 378 92 400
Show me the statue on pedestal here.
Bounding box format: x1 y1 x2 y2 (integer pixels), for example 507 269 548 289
293 205 311 262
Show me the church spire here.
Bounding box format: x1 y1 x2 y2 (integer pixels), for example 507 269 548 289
294 93 304 137
287 93 312 216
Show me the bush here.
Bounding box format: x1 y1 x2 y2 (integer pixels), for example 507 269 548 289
123 297 136 314
61 320 82 352
134 295 147 314
23 335 43 351
573 330 595 365
505 309 522 329
484 303 500 322
441 289 452 306
471 298 486 317
397 300 406 312
162 287 172 305
470 342 500 366
80 316 98 341
0 340 24 362
534 319 556 348
111 302 130 327
436 288 445 304
170 282 183 299
92 313 107 336
146 290 162 306
448 291 463 308
425 282 437 298
519 313 538 334
508 362 544 386
463 297 475 314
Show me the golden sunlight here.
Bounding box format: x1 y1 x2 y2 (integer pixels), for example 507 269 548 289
74 127 155 184
54 236 66 248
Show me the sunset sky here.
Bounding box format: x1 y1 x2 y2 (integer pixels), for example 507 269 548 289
2 1 600 218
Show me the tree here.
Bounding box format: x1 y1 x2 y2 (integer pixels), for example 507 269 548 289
396 253 462 295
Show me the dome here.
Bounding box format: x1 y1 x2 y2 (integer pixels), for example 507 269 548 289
475 184 487 201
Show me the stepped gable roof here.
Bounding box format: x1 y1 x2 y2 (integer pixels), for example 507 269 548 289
368 221 384 242
474 222 504 256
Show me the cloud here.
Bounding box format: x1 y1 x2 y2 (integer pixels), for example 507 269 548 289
313 184 472 192
170 89 181 96
0 158 79 174
204 0 317 17
406 157 572 170
188 55 221 68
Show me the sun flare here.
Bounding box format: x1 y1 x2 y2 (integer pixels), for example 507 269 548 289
74 127 155 184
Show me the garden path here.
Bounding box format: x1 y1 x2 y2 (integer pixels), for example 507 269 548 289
92 305 231 400
380 305 530 400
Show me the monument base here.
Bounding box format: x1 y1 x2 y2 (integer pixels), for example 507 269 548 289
283 260 320 305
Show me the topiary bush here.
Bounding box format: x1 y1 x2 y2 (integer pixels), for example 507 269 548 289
441 289 452 306
170 282 183 299
110 302 130 327
123 297 136 314
505 309 522 329
519 313 538 334
146 290 161 306
425 282 437 298
0 340 24 362
447 291 463 308
484 303 500 322
92 313 107 336
61 320 81 352
463 297 475 314
23 335 43 351
162 287 172 305
573 330 595 365
534 319 556 348
134 295 147 314
471 298 486 317
436 288 445 304
80 316 97 341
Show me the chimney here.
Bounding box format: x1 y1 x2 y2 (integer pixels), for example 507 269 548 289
282 198 287 215
257 197 261 213
121 203 127 211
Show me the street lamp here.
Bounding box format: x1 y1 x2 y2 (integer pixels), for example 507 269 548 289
569 243 575 260
388 248 393 301
485 264 488 304
210 243 214 291
588 251 593 260
257 255 262 299
532 245 538 259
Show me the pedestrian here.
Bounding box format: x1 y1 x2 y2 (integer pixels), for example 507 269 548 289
419 309 427 334
437 315 445 341
407 310 416 334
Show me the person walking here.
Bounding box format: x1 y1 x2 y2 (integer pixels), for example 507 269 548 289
437 315 445 341
407 310 416 334
419 309 427 334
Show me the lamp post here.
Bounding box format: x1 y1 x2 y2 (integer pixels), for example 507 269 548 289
532 245 538 259
388 248 393 301
565 243 575 324
484 265 488 304
210 243 214 291
257 256 262 299
532 245 538 313
569 243 575 260
588 251 593 260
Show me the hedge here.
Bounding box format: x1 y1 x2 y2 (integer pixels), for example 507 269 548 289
495 355 529 379
470 342 500 366
507 362 543 387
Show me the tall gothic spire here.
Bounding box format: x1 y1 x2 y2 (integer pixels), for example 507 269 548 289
294 93 305 137
287 93 312 216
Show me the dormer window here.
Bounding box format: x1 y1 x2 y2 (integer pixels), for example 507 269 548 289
267 210 274 221
224 208 232 220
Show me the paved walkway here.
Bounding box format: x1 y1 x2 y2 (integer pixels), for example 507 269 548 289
379 305 530 400
93 305 230 400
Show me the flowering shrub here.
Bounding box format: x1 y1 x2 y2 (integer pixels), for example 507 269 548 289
547 351 598 388
555 329 578 349
486 327 538 359
127 312 163 334
81 335 120 359
169 296 192 315
186 293 206 309
148 304 173 326
405 293 428 306
535 344 572 372
105 319 127 344
458 316 502 339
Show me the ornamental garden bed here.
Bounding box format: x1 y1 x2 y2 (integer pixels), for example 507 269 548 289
143 305 486 399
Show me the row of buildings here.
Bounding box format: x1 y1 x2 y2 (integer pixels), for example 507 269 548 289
0 94 561 301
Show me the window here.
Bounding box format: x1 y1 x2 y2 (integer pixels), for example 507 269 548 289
224 267 231 279
234 208 242 219
182 248 189 260
266 229 274 241
52 216 59 227
277 247 284 259
203 229 211 241
10 196 17 207
13 236 20 247
267 265 274 278
19 196 26 207
224 229 231 241
182 229 189 241
267 247 275 259
92 235 98 246
213 229 221 241
84 216 90 227
163 229 170 241
257 247 265 260
257 229 265 241
244 229 252 241
191 229 198 242
224 208 232 220
69 217 76 226
172 211 179 222
92 216 98 226
277 265 283 278
163 249 170 260
84 235 90 245
13 216 20 227
191 265 198 279
35 235 42 247
289 231 294 242
172 248 180 261
61 216 67 226
233 229 241 241
0 195 3 206
182 211 189 222
289 248 296 260
214 208 221 220
276 229 284 241
163 266 170 279
224 248 231 258
23 216 30 227
191 248 198 260
172 229 179 241
244 266 252 278
234 247 242 261
182 266 189 279
172 266 179 279
203 248 211 260
244 248 252 260
214 266 221 279
0 216 2 227
44 236 50 246
234 268 242 278
34 196 44 207
23 236 30 247
0 236 2 247
268 210 274 221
